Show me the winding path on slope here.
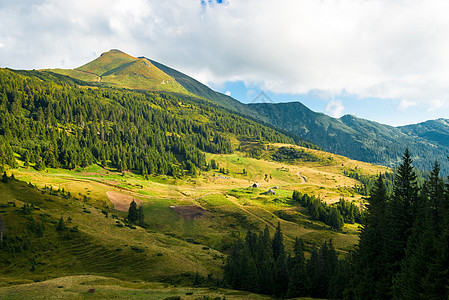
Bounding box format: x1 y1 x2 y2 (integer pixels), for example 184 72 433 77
297 171 307 183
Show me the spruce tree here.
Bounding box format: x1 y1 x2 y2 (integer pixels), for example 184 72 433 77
272 222 284 262
56 216 65 231
274 246 289 298
257 226 275 295
307 244 321 298
384 148 419 296
287 237 308 298
352 175 389 299
127 200 138 224
240 243 259 293
397 161 448 299
328 207 344 231
137 206 144 226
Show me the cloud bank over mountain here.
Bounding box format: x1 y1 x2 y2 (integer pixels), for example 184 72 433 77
2 0 449 116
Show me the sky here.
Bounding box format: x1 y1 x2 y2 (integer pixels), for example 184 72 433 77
1 0 449 126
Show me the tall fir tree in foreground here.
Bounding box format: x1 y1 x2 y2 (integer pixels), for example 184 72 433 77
349 151 449 299
383 148 419 296
351 174 389 299
394 161 448 299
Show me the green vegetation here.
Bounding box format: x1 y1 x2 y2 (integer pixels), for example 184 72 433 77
0 67 297 177
292 191 362 231
248 102 449 175
223 149 449 299
224 224 341 299
3 50 447 298
127 200 144 226
49 50 191 94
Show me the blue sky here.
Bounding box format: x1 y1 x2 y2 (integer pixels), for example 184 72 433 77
1 0 449 126
211 81 431 126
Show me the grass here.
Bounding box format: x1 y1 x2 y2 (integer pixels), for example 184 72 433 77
0 275 272 299
0 141 388 297
46 50 193 96
5 143 386 253
0 179 224 286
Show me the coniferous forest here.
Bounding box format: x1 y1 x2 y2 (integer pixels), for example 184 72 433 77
1 62 449 299
224 149 449 299
0 68 310 176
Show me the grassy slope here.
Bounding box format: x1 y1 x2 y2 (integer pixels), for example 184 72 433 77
0 143 387 298
146 57 250 114
0 178 223 283
0 275 272 299
7 143 387 251
46 50 191 95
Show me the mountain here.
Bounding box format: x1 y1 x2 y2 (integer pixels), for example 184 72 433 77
45 49 449 173
47 50 250 114
3 49 448 298
248 102 449 173
144 57 248 113
0 61 390 297
399 118 449 148
47 49 191 94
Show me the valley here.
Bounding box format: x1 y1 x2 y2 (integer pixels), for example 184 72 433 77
0 141 385 298
1 49 447 299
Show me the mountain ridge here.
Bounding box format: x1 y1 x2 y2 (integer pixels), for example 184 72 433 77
248 101 449 173
46 49 192 95
44 49 449 173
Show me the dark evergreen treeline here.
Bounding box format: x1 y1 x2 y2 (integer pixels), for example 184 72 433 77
292 191 362 230
225 150 449 299
344 169 394 196
224 223 343 299
0 68 299 175
348 149 449 299
272 146 324 163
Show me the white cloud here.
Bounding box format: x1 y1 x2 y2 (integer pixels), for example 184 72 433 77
398 99 417 111
2 0 449 111
325 100 345 118
225 91 231 96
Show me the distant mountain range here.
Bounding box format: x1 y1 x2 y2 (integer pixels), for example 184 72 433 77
248 102 449 173
47 49 449 174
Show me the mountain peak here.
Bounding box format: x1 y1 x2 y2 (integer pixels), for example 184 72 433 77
76 49 136 76
45 50 190 94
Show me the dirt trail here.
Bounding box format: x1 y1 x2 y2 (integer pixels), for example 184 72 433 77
297 171 307 183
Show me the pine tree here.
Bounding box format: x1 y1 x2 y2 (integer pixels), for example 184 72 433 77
274 246 289 298
352 175 389 299
307 244 321 298
127 200 138 224
224 239 244 289
272 222 284 262
328 207 344 231
396 161 448 298
383 148 419 296
56 216 65 231
257 226 275 295
287 237 308 298
240 243 259 293
137 206 145 226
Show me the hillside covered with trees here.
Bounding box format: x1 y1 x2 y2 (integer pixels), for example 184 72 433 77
0 68 315 176
224 150 449 299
